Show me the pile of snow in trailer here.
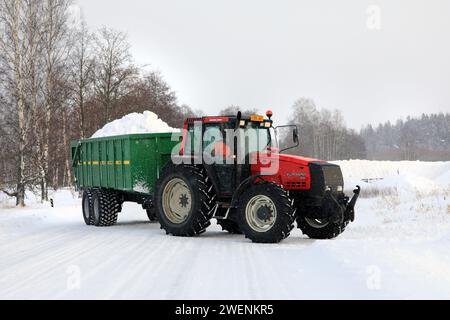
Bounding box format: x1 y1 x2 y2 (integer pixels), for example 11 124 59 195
91 111 180 138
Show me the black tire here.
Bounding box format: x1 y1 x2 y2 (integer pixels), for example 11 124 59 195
237 183 295 244
217 218 242 234
155 165 216 237
146 208 158 222
82 189 95 225
297 215 347 240
91 189 121 227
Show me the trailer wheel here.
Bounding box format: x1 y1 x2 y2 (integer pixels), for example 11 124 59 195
217 218 242 234
297 216 347 240
237 183 295 244
91 189 121 227
82 189 95 225
155 165 216 237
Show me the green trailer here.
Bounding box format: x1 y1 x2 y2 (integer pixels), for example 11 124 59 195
71 133 180 226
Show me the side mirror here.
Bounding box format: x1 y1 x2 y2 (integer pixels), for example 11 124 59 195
293 127 299 144
275 125 300 153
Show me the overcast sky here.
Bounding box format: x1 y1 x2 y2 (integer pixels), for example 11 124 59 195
76 0 450 129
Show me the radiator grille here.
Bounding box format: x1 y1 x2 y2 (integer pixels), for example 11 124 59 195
286 181 307 189
322 166 344 189
309 162 344 197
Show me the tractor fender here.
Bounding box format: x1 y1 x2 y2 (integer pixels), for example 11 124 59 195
231 175 263 208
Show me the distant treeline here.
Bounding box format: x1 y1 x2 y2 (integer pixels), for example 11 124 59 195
283 98 449 162
361 113 450 161
286 98 367 161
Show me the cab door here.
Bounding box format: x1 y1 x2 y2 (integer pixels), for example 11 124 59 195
202 122 236 198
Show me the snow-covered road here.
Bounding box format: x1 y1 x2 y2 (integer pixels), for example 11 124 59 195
1 161 450 300
1 191 450 300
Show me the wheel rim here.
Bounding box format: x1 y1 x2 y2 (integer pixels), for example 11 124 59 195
305 218 330 229
245 195 277 233
93 196 100 221
83 195 90 219
162 178 192 224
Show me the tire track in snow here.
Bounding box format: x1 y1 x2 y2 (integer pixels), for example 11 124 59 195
95 236 186 300
0 230 114 298
0 222 160 299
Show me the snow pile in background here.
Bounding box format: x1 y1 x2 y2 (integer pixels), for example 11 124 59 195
333 160 450 197
334 160 450 182
92 111 179 138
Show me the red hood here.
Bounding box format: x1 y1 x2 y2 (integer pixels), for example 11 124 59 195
251 152 327 190
251 152 327 168
277 153 326 166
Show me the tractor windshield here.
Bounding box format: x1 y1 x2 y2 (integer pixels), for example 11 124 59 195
237 124 278 155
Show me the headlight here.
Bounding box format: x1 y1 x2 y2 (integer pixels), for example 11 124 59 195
326 186 343 192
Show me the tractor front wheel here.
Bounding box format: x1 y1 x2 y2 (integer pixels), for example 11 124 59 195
238 183 295 244
297 216 347 240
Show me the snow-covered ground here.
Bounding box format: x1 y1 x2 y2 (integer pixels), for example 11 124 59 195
1 161 449 300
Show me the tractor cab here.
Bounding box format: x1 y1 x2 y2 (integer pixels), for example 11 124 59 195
178 112 299 200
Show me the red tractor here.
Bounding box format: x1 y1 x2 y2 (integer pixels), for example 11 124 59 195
154 111 360 243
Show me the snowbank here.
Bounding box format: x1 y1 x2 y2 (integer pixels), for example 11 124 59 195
92 111 179 138
332 160 450 197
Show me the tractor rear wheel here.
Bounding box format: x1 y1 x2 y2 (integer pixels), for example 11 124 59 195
91 189 121 227
237 183 295 243
82 189 95 225
297 216 347 240
155 165 216 237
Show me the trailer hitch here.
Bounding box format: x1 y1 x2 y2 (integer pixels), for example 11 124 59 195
345 186 361 223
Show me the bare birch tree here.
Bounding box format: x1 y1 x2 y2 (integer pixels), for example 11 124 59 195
69 18 93 138
93 27 137 125
0 0 43 206
38 0 71 201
